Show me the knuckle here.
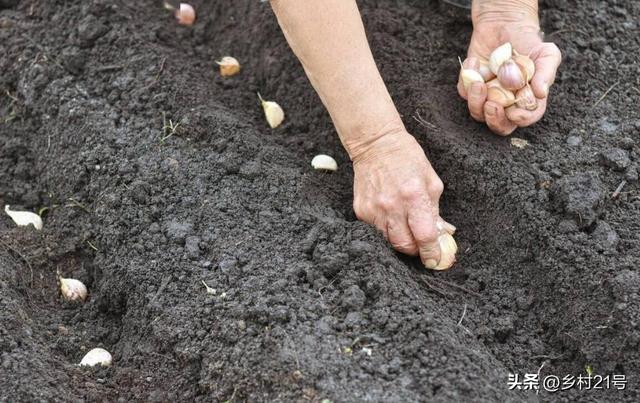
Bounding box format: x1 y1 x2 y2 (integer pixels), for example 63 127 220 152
399 180 424 201
427 178 444 199
374 196 395 212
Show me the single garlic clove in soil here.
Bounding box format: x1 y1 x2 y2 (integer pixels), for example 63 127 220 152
478 59 496 82
489 42 513 75
80 348 112 367
487 80 516 108
258 93 285 129
4 205 43 230
458 57 484 91
515 85 538 111
311 154 338 171
59 277 88 302
175 3 196 26
433 233 458 271
497 59 527 91
513 54 535 82
216 56 241 77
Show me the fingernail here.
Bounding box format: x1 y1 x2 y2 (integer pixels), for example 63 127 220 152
486 105 497 117
423 259 438 269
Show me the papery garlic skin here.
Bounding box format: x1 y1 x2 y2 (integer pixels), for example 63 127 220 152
4 205 43 230
258 93 285 129
497 59 526 91
60 277 88 302
489 42 512 74
176 3 195 26
216 56 240 77
515 85 538 111
80 348 112 367
311 154 338 171
433 233 458 271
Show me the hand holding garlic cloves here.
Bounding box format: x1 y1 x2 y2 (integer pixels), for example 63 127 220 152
457 1 561 135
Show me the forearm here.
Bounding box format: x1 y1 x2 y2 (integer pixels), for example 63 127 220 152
270 0 403 161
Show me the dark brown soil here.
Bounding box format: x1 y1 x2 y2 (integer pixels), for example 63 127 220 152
1 0 639 401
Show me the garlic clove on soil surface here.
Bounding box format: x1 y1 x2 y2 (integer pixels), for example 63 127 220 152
175 3 196 25
216 56 241 77
258 93 285 129
79 348 112 367
311 154 338 171
4 205 43 230
59 277 88 302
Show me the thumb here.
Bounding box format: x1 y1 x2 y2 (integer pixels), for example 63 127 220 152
408 208 441 269
529 42 562 99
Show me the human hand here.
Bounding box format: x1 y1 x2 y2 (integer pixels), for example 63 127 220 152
457 0 561 135
351 129 457 270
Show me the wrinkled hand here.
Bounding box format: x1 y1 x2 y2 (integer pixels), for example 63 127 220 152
351 130 456 269
457 2 561 135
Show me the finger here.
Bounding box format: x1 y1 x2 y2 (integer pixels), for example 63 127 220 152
457 57 480 100
467 82 487 122
484 101 517 136
407 207 441 269
530 43 561 99
505 97 548 127
387 218 419 256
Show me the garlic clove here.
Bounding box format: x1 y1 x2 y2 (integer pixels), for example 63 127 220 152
311 154 338 171
510 138 530 149
513 54 535 82
515 85 538 111
175 3 195 26
460 69 484 91
216 56 241 77
59 277 88 302
80 348 112 367
436 217 456 235
258 93 285 129
489 42 513 75
478 59 496 82
433 233 458 271
4 205 43 230
458 56 484 91
487 80 516 108
497 59 527 91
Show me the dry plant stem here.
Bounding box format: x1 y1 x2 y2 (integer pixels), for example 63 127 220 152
270 0 403 161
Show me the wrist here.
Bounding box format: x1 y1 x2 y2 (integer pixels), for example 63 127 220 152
348 122 416 165
472 0 539 28
341 115 406 163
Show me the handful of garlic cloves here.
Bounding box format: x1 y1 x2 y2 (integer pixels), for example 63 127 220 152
459 42 537 111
